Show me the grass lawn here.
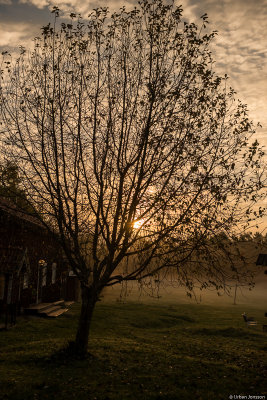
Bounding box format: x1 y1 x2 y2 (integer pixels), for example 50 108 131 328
0 300 266 400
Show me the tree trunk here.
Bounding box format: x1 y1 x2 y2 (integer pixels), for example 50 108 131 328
74 284 97 357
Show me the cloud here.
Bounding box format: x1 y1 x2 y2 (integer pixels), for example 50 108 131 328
18 0 137 15
180 0 267 150
19 0 48 8
0 22 36 48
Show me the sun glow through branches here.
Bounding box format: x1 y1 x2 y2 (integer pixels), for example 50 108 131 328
133 219 144 229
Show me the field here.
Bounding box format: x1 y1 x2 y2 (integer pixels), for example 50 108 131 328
0 295 267 400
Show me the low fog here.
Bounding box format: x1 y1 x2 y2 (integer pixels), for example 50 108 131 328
101 269 267 310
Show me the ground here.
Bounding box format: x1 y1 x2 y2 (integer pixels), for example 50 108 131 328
0 292 266 400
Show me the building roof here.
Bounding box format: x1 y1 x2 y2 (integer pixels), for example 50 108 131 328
256 253 267 266
0 197 45 229
0 246 29 274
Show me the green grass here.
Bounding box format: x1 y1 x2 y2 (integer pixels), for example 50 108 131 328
0 301 266 400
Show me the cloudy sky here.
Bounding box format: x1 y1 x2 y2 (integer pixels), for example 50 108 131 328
0 0 266 230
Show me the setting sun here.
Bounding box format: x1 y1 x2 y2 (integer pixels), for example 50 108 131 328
133 219 144 229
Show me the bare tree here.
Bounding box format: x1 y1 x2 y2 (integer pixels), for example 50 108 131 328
0 0 265 356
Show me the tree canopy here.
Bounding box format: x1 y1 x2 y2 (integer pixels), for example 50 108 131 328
0 0 265 355
0 161 33 212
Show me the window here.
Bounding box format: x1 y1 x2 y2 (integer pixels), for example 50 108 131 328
51 263 57 284
23 273 29 289
6 275 13 304
42 266 47 287
0 274 5 300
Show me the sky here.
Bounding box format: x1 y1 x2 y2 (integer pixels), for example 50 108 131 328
0 0 266 230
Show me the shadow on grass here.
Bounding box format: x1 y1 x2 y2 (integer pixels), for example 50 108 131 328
7 341 98 369
43 341 96 364
194 327 265 339
131 314 196 329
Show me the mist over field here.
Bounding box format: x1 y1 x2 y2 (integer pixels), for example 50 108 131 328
102 269 267 311
101 239 267 310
